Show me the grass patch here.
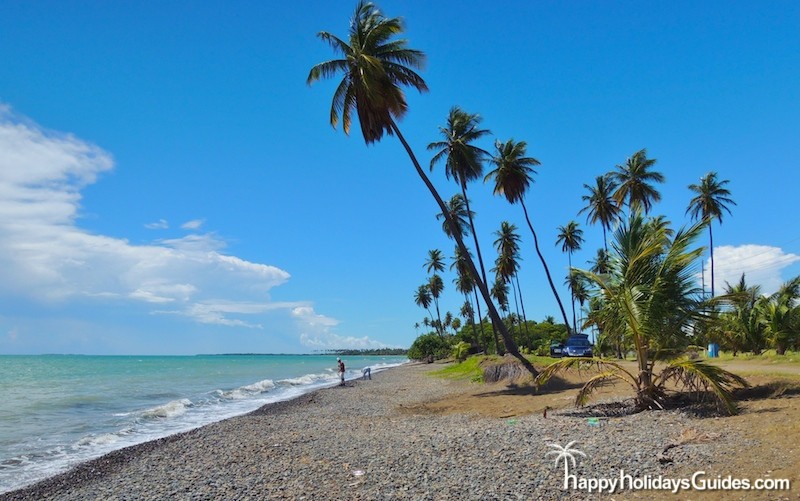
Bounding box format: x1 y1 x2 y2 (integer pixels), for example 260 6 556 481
429 355 494 382
716 350 800 364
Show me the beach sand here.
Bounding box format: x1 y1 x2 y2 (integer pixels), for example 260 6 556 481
1 361 797 500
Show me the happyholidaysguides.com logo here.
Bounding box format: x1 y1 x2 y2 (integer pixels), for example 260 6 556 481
546 441 791 494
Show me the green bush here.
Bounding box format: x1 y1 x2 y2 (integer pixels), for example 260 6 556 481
408 333 451 360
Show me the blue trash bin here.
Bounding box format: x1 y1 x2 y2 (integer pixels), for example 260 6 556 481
707 343 719 358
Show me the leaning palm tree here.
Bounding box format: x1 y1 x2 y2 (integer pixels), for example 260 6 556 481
556 220 584 332
686 171 736 297
452 245 495 354
610 149 665 215
308 2 536 375
579 174 621 251
485 139 571 332
428 107 492 296
537 214 748 414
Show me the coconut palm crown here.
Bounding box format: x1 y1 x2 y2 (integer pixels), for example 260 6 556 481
307 1 428 144
686 171 736 297
610 149 665 215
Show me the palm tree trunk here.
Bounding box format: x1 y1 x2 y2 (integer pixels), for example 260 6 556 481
709 223 715 298
432 296 444 339
520 200 571 332
510 278 523 345
602 225 608 253
473 288 489 354
568 253 577 333
461 183 502 355
514 274 530 339
390 120 537 376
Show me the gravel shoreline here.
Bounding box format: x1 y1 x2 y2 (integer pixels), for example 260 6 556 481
0 362 748 500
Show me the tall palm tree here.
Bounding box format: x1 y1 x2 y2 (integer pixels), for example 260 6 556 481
413 284 433 327
579 174 621 251
428 107 492 298
493 222 529 339
556 220 584 332
610 149 665 215
427 274 444 338
452 245 494 354
308 2 536 375
485 139 571 331
686 171 736 297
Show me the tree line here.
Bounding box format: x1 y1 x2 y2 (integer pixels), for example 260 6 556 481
308 1 798 413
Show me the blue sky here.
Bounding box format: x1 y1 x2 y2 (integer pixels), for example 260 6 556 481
1 1 798 355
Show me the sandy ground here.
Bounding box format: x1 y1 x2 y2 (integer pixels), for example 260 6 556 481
420 358 800 500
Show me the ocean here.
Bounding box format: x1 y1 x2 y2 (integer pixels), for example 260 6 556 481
0 354 407 493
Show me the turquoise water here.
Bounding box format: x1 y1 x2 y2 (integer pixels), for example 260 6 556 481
0 354 406 493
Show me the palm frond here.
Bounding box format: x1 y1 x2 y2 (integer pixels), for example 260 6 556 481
576 371 634 407
535 357 638 389
656 359 748 415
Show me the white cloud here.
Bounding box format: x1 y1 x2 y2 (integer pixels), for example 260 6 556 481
145 219 169 230
0 106 297 330
709 244 800 295
291 305 390 349
181 218 204 230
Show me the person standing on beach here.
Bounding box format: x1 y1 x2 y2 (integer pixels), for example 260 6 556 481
337 357 345 386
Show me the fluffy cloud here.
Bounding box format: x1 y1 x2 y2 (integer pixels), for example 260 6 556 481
291 305 392 349
0 107 289 327
0 105 391 351
708 245 800 295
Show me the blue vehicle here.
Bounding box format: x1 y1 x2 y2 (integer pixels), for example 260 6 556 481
562 334 593 357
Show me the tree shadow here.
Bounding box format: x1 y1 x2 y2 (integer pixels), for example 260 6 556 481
472 374 584 398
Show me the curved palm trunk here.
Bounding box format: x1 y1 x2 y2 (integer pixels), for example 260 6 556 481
390 121 537 376
461 184 502 355
520 200 571 331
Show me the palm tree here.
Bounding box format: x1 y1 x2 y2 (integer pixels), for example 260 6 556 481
760 277 800 355
485 139 571 331
413 284 433 328
308 2 536 375
428 107 492 296
610 149 665 215
589 248 610 275
537 214 748 414
453 246 493 353
424 249 445 275
436 194 471 240
427 274 444 338
579 174 621 251
721 275 766 355
493 221 529 340
686 171 736 297
556 221 584 332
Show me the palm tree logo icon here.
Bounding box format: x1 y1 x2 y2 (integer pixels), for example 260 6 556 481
546 441 586 485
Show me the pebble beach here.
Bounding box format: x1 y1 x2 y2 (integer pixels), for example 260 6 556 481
0 362 767 500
